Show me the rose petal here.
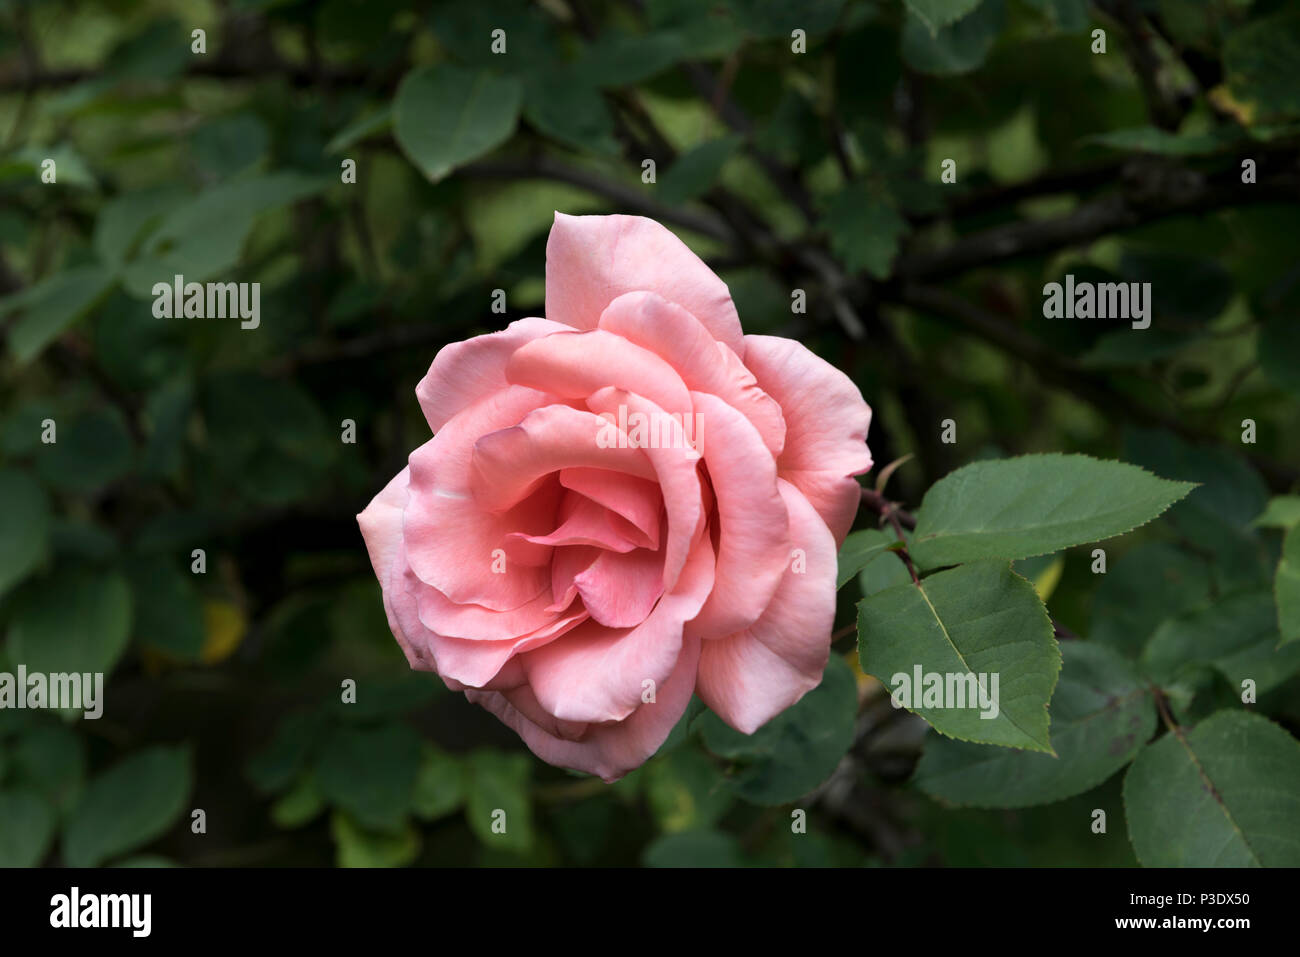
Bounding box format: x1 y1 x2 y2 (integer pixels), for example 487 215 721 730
685 391 790 640
470 404 658 513
415 316 571 433
598 291 786 455
404 386 562 610
585 388 704 592
506 328 693 418
357 466 410 589
467 631 701 783
521 532 714 723
574 544 665 628
695 479 837 733
390 551 589 687
559 467 662 549
742 334 873 544
509 491 645 552
550 544 599 613
545 212 744 356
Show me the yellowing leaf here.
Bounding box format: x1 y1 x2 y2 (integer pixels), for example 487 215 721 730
201 600 246 664
1031 554 1065 603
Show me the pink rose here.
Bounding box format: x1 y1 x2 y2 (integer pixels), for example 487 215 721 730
358 213 872 781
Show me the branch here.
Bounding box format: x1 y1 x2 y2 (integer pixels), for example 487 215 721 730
459 154 735 243
1096 0 1187 131
896 284 1300 488
679 61 819 224
899 154 1300 282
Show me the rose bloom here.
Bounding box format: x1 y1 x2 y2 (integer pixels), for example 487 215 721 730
359 213 872 781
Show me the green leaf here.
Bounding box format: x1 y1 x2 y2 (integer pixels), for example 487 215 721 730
858 560 1060 752
1224 10 1300 123
1255 495 1300 529
1122 429 1271 591
314 723 422 832
697 655 856 805
822 183 909 279
63 745 192 867
642 829 743 867
94 187 188 271
121 172 327 295
0 789 56 867
8 723 86 818
1090 544 1213 659
330 811 421 868
0 144 97 189
1123 710 1300 866
1143 590 1300 695
36 407 134 494
247 711 325 794
1023 0 1089 31
3 266 114 364
904 0 984 33
643 0 745 58
464 750 534 853
1277 527 1300 645
8 568 133 679
730 0 847 38
522 69 618 156
644 745 734 831
914 642 1155 808
908 454 1195 569
0 469 50 598
126 556 204 659
658 135 742 205
572 32 685 88
860 551 915 596
1258 314 1300 397
411 745 465 822
270 773 325 829
325 106 392 154
189 113 269 179
837 527 894 588
903 0 1005 76
1085 126 1242 156
1078 328 1190 368
393 66 522 183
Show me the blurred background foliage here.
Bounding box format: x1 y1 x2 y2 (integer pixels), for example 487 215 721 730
1 0 1299 867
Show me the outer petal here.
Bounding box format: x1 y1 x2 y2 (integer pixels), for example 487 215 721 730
404 386 561 610
545 213 744 356
506 329 692 418
686 391 790 640
742 334 873 544
415 317 570 433
598 291 786 456
468 632 702 783
357 466 410 588
694 479 838 733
